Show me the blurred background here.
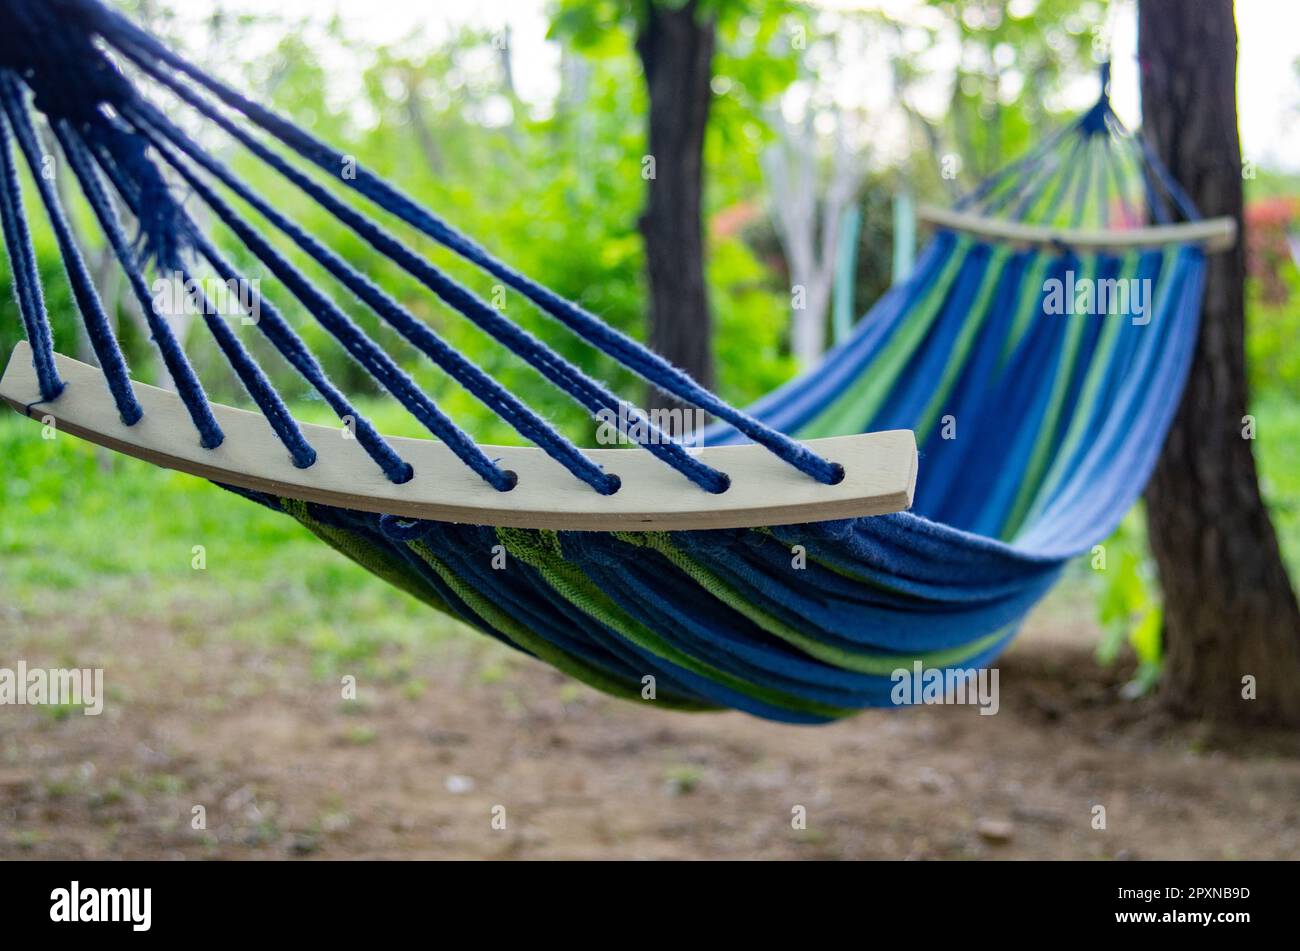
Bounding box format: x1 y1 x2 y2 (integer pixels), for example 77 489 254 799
1 0 1297 859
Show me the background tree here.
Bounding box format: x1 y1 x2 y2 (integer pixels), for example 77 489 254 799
1140 0 1300 724
551 0 803 411
759 20 868 369
635 0 717 408
763 108 861 367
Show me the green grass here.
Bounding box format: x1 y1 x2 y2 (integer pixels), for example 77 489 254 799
0 405 466 667
1254 391 1300 576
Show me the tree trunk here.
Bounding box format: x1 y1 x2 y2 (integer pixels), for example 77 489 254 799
635 0 715 411
1139 0 1300 724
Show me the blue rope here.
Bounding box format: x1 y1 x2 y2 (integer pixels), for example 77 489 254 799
127 104 632 495
188 228 416 484
1121 132 1174 224
88 136 318 470
2 2 623 494
989 135 1071 220
958 120 1074 214
5 33 418 487
124 94 732 494
1033 135 1089 227
1068 138 1099 229
102 116 512 491
1 0 134 124
0 74 142 425
984 147 1057 218
171 265 319 469
55 118 224 449
1100 132 1137 227
100 21 843 488
0 85 63 401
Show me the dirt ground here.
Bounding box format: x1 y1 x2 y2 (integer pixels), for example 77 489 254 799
3 591 1299 860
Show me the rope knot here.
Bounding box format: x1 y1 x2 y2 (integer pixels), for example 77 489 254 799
0 0 137 124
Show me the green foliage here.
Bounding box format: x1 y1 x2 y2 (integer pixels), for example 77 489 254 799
710 238 796 402
1092 510 1161 695
1247 263 1300 396
1253 391 1300 579
898 0 1109 191
0 412 458 658
1248 166 1300 201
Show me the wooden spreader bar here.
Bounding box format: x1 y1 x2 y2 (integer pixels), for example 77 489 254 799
1 343 918 531
918 204 1237 254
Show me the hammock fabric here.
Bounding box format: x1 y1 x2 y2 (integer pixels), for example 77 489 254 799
0 0 1211 722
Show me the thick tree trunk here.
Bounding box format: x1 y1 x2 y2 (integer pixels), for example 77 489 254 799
1139 0 1300 724
635 0 715 411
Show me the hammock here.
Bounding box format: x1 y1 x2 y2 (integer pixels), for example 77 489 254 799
0 0 1233 722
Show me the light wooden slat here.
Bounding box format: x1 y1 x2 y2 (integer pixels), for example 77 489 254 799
1 343 917 531
918 204 1237 253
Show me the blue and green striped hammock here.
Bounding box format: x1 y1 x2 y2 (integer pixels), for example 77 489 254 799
0 0 1223 722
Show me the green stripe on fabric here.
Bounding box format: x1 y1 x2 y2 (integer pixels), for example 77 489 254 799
796 240 970 439
628 533 1007 675
1002 252 1054 365
1000 255 1100 538
916 245 1011 438
405 537 698 708
1015 252 1146 534
495 528 854 719
280 499 448 612
754 525 915 596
